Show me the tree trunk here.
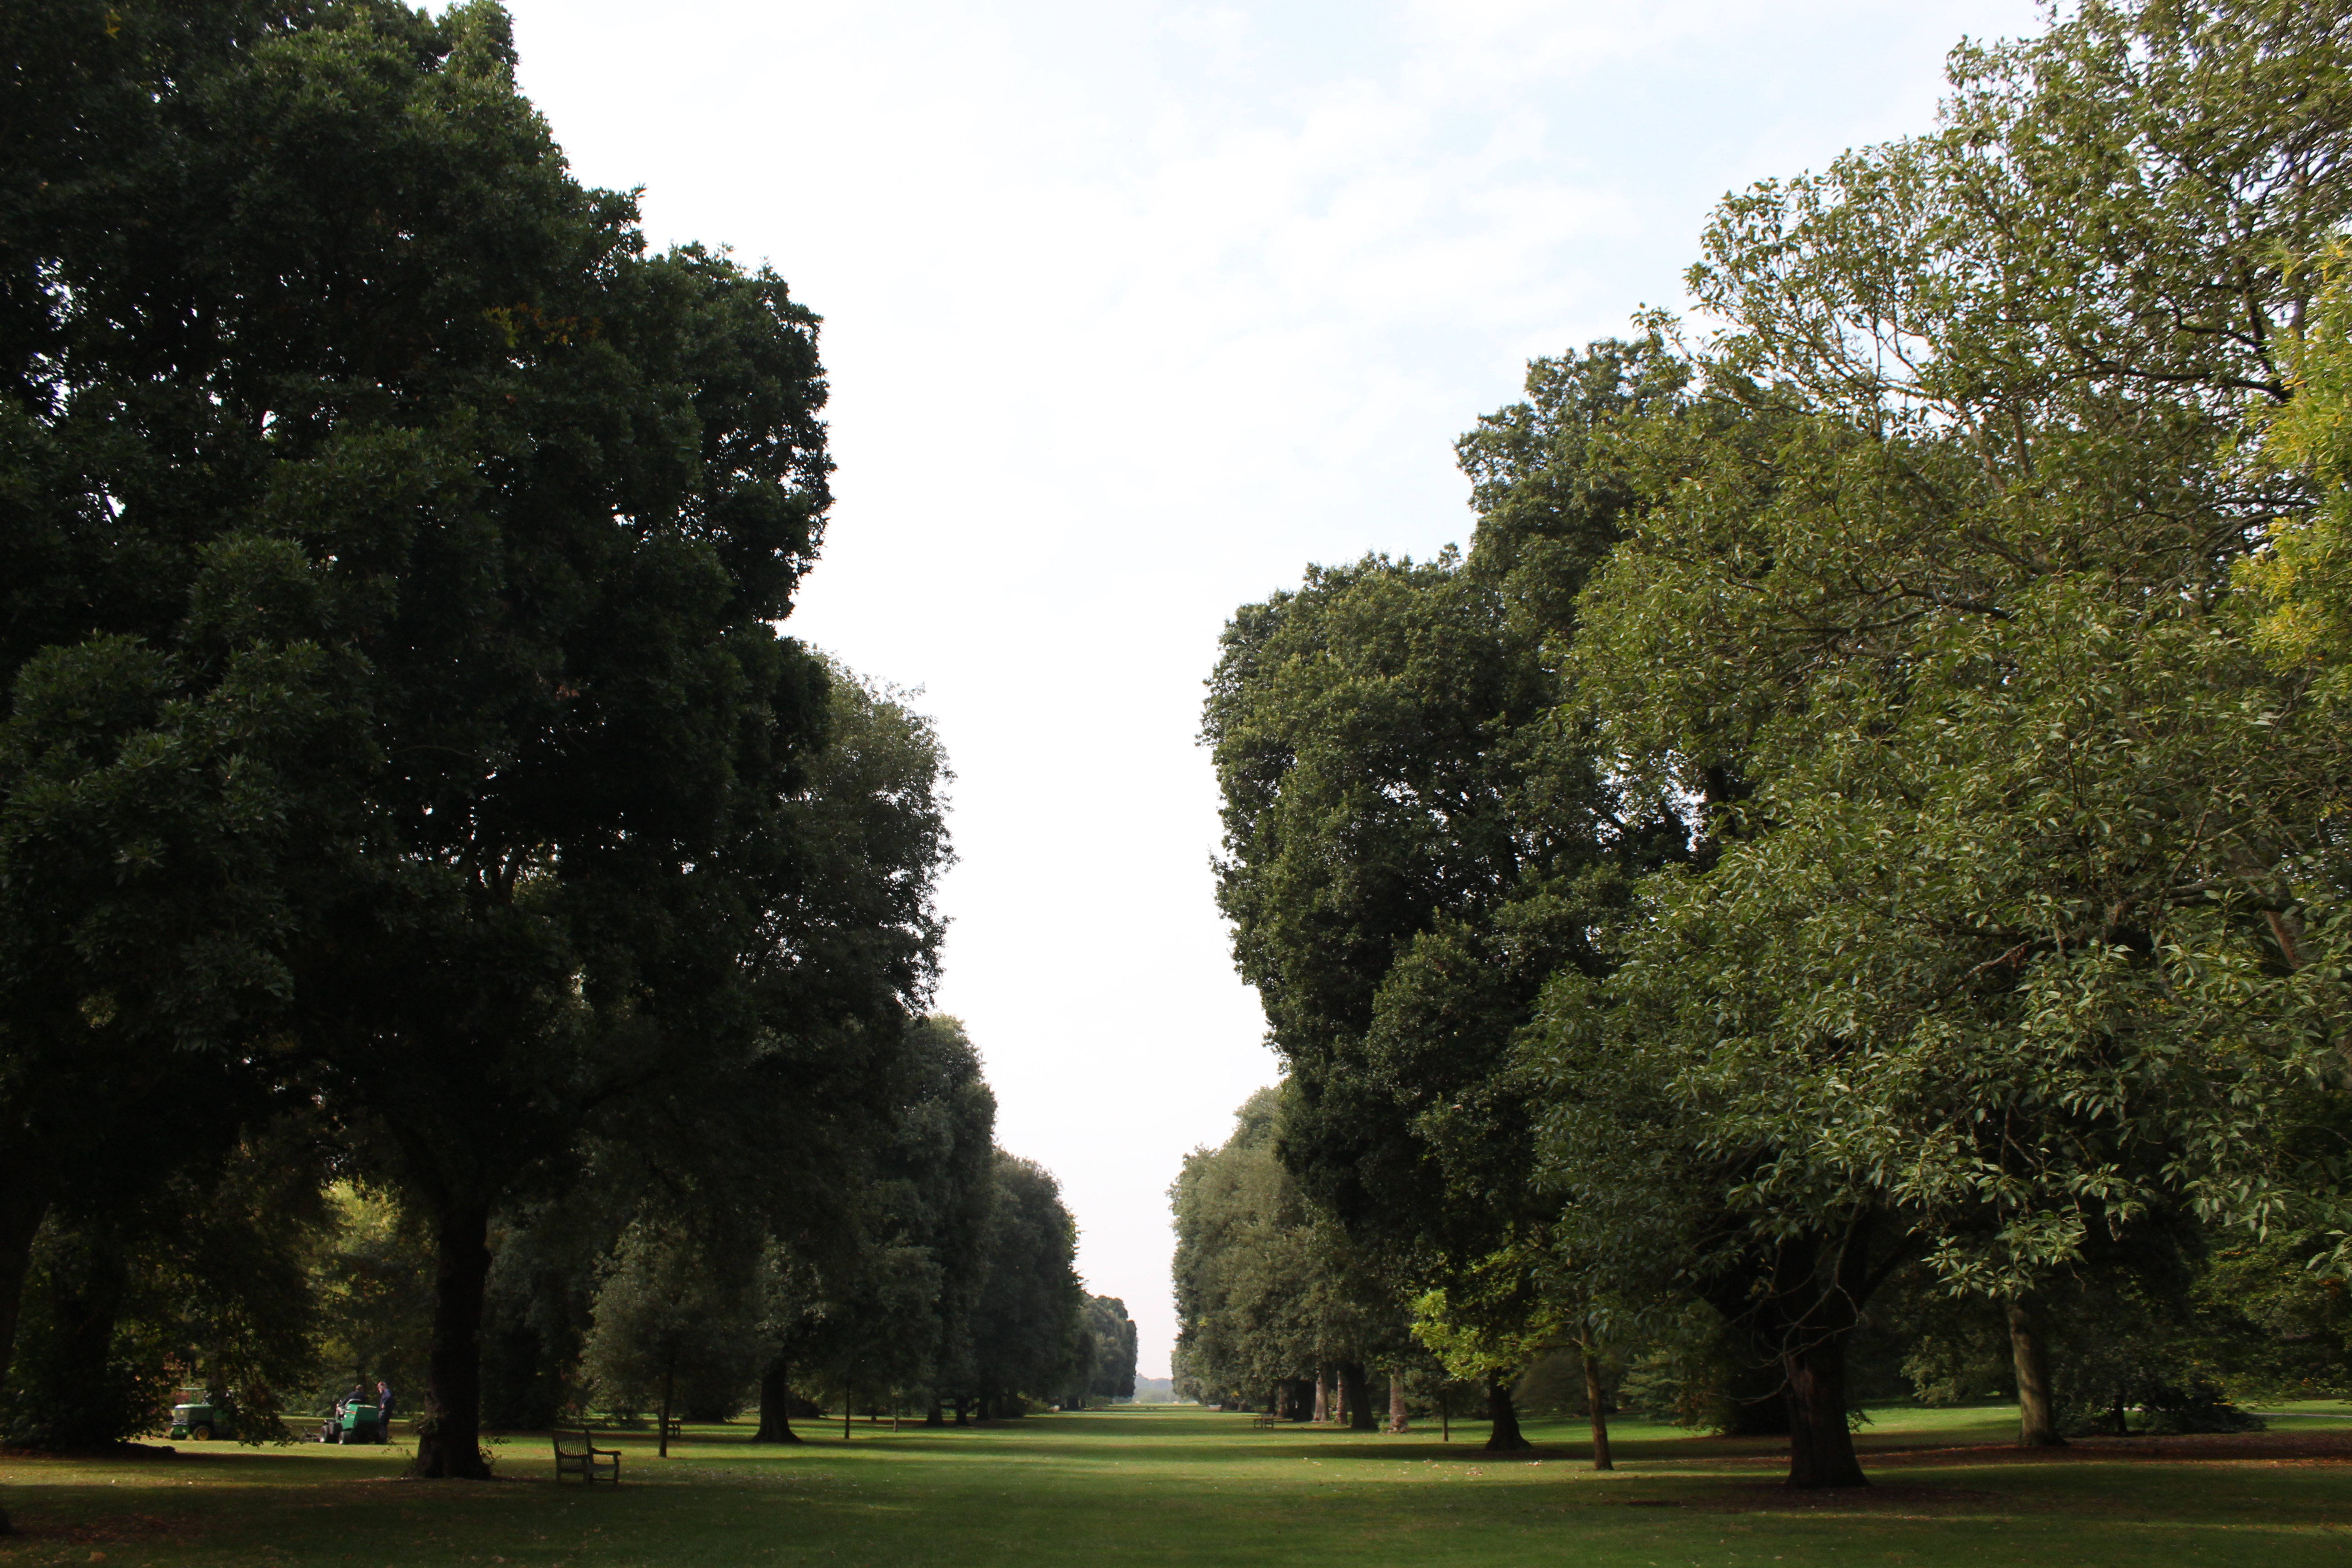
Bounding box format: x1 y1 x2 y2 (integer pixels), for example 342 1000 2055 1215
1722 1352 1792 1436
1782 1333 1866 1488
2005 1298 2066 1449
658 1357 676 1458
1313 1369 1328 1423
1387 1370 1408 1434
0 1165 50 1399
409 1201 493 1479
0 1171 48 1537
1484 1374 1531 1451
953 1395 968 1426
1440 1387 1449 1442
751 1359 803 1442
925 1398 944 1428
1583 1344 1613 1471
32 1224 131 1449
1339 1362 1377 1431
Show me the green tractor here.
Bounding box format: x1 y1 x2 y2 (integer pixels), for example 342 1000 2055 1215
168 1398 237 1442
317 1401 387 1444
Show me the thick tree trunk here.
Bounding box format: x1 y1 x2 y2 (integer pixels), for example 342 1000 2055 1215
2005 1298 2067 1449
0 1165 50 1398
409 1202 494 1479
1339 1362 1377 1431
1723 1353 1792 1436
1313 1369 1328 1423
751 1359 803 1442
1782 1333 1866 1488
0 1161 44 1528
953 1395 968 1426
1583 1345 1613 1471
0 1170 48 1537
925 1398 944 1428
1484 1374 1531 1451
658 1358 676 1458
1387 1370 1408 1433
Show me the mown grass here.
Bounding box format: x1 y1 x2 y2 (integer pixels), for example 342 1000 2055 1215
2 1401 2348 1566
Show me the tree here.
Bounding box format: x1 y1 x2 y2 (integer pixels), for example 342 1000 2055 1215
1529 0 2352 1486
967 1153 1083 1418
1203 338 1692 1453
2 1120 329 1450
1080 1296 1139 1405
744 1017 994 1440
1171 1090 1320 1413
579 1220 759 1454
1 0 845 1494
1170 1089 1414 1428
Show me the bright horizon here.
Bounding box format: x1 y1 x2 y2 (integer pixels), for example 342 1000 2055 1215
493 0 2045 1379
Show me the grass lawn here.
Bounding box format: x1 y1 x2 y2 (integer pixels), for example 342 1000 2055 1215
2 1402 2348 1566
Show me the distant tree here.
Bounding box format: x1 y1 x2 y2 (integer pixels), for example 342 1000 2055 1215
311 1185 438 1420
741 1014 992 1440
1171 1090 1318 1412
967 1153 1083 1418
580 1220 760 1452
1170 1089 1406 1425
1202 335 1701 1448
1081 1296 1138 1404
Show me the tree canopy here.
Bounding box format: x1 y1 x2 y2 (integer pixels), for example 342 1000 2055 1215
0 0 1090 1515
1197 0 2352 1489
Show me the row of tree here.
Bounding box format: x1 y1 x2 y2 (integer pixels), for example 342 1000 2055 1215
311 1016 1128 1446
0 0 1123 1527
1186 0 2352 1489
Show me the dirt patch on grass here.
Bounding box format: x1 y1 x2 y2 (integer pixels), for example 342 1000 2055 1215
1 1509 204 1549
1862 1432 2352 1468
1673 1483 2011 1514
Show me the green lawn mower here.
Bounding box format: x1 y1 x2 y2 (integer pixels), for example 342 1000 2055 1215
317 1402 387 1444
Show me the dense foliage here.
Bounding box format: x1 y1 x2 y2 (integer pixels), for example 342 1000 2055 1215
1194 0 2352 1488
0 0 1094 1520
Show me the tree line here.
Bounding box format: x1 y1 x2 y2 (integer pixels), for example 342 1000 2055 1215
1184 0 2352 1490
0 0 1127 1529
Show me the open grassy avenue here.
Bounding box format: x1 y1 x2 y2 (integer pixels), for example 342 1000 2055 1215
3 1405 2350 1567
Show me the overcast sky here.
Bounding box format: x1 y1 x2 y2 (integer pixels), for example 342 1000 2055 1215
495 0 2044 1379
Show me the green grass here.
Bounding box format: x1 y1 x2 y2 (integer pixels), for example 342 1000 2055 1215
3 1402 2349 1566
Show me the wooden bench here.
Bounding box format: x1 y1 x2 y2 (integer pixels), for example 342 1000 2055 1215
1249 1413 1279 1429
554 1430 621 1487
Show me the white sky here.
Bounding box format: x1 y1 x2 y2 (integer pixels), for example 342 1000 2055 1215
497 0 2043 1379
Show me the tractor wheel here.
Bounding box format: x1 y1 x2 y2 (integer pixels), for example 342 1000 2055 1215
190 1424 212 1442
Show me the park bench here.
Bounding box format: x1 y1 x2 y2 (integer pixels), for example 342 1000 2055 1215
554 1430 622 1487
1249 1413 1279 1429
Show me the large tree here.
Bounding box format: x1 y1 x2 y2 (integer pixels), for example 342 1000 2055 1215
1 0 842 1487
1203 340 1688 1450
1534 0 2352 1486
